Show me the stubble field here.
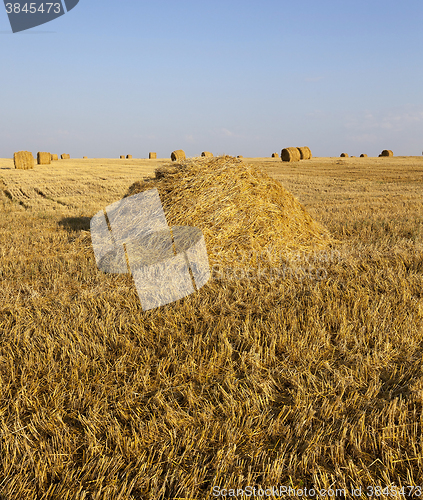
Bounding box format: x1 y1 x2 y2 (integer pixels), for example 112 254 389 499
1 155 423 499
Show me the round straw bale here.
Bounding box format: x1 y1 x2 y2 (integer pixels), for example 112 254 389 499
360 154 368 157
51 154 59 161
380 150 393 157
171 150 186 162
37 152 51 165
271 153 279 158
340 153 348 157
14 151 34 170
126 155 132 159
297 147 311 160
201 152 213 157
61 154 70 159
237 155 243 159
281 147 301 162
120 155 125 159
149 152 157 159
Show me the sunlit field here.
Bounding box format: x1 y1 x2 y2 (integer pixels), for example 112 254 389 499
1 155 423 499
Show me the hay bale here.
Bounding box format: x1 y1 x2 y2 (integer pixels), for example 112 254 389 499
271 153 279 158
83 156 88 159
297 147 312 160
37 152 51 165
51 154 59 161
149 152 157 159
124 155 333 273
126 155 133 159
360 154 367 157
13 151 34 170
201 152 213 157
61 154 70 159
281 147 301 162
340 153 348 157
171 150 186 162
380 150 393 157
237 155 243 159
120 155 125 159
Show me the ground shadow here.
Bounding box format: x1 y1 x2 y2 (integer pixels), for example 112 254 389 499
57 216 91 232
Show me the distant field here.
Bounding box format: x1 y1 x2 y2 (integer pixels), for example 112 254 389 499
1 155 423 499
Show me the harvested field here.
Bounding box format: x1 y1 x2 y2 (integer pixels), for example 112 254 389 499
1 154 423 498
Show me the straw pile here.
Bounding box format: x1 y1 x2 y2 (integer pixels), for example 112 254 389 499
149 152 157 159
281 147 301 162
297 147 312 160
13 151 34 170
51 154 59 161
379 150 393 157
124 155 333 272
201 152 213 157
340 153 348 157
127 155 133 159
61 154 70 159
360 154 368 157
272 153 279 158
171 150 186 161
37 152 51 165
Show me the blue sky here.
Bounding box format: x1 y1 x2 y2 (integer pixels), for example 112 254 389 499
1 0 422 158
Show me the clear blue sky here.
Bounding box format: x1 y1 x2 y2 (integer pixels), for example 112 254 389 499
1 0 422 158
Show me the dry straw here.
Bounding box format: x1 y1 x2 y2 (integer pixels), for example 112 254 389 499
360 154 368 157
271 153 279 158
83 156 88 159
124 155 333 272
51 154 59 161
13 151 34 170
201 152 213 157
120 156 125 159
37 152 51 165
149 152 157 159
297 147 312 160
61 154 70 159
237 155 243 159
281 147 301 162
126 155 133 159
171 150 186 162
379 150 393 157
340 153 349 157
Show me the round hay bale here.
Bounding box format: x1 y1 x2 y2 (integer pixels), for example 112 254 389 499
120 155 125 159
237 155 243 159
126 155 132 159
297 147 311 160
171 150 186 162
51 154 59 161
340 153 348 158
14 151 34 170
83 156 88 159
37 152 51 165
281 147 301 162
201 152 213 157
149 152 157 159
271 153 279 158
380 150 393 157
61 154 70 159
360 154 368 157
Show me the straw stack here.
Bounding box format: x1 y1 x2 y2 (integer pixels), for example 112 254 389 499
272 153 279 158
124 155 333 272
379 150 393 157
201 152 213 157
360 154 368 157
149 152 157 159
126 155 133 159
281 148 301 162
61 154 70 159
340 153 348 158
171 150 186 162
297 147 312 160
